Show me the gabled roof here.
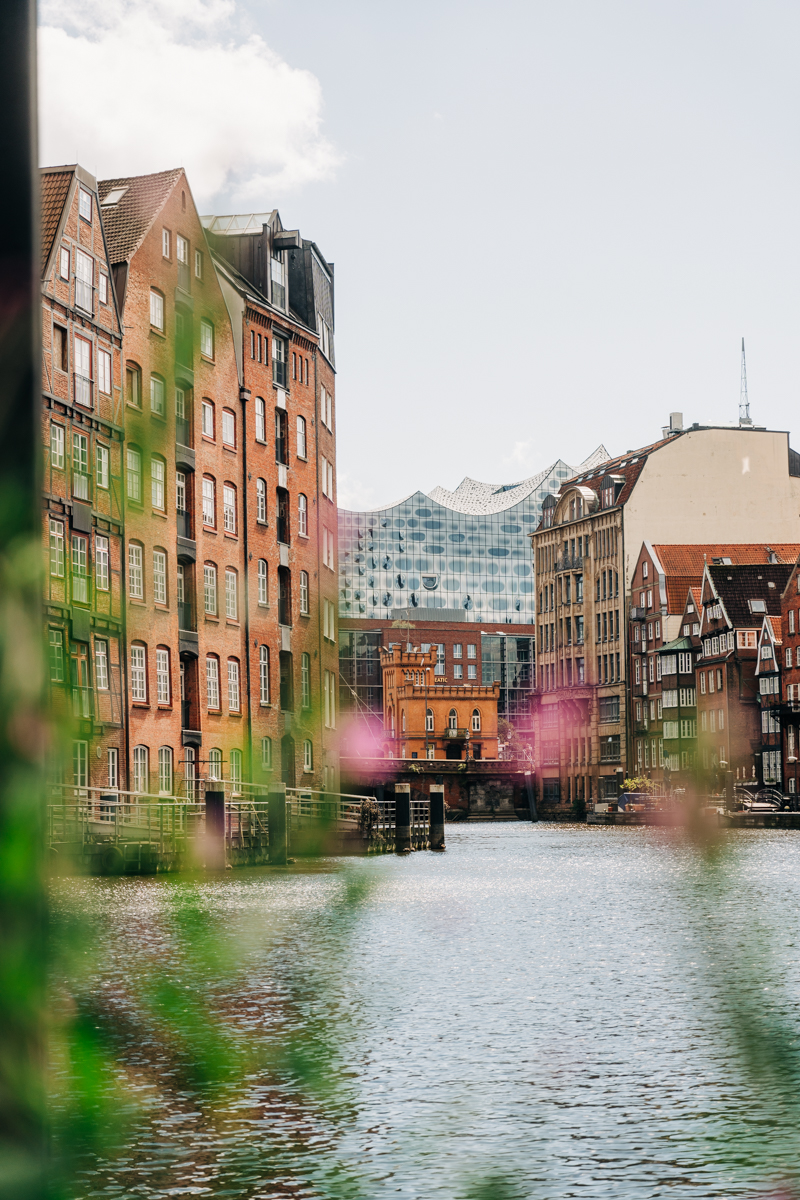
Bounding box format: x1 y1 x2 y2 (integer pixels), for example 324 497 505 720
659 636 693 653
703 564 792 629
646 543 800 614
40 169 73 273
98 168 184 264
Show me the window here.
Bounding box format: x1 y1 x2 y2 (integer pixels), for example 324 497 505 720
228 748 242 791
259 645 270 704
73 335 92 407
75 250 93 314
678 652 692 674
472 709 481 731
206 656 220 708
298 493 308 536
321 456 335 499
200 319 214 358
297 415 307 459
45 516 62 579
599 735 621 763
202 476 215 526
150 289 164 331
148 372 165 416
127 447 142 502
322 526 334 569
49 629 65 682
204 563 217 614
126 363 141 408
176 234 188 267
72 432 89 500
737 630 757 649
208 748 222 781
154 746 173 796
96 443 109 489
50 422 65 470
152 549 167 605
788 648 794 669
202 400 215 438
59 246 69 280
468 664 477 680
162 228 171 258
434 644 445 676
300 570 309 615
155 646 170 704
256 479 267 523
448 708 458 731
301 653 311 709
258 559 268 605
98 273 108 305
228 659 240 711
323 598 336 641
454 664 463 679
131 644 147 702
453 644 463 659
151 456 165 510
324 670 336 728
467 644 476 659
222 409 235 447
127 539 144 601
95 535 109 591
71 535 88 604
272 337 287 387
302 739 313 772
254 396 266 442
225 568 238 619
275 409 288 464
262 736 272 769
223 484 236 533
98 349 111 395
91 639 108 692
271 254 286 308
132 745 149 794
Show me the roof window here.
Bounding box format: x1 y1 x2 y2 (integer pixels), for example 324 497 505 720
749 599 766 613
101 187 128 207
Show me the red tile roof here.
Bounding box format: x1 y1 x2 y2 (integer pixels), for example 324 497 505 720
651 543 800 613
98 168 184 264
40 169 73 274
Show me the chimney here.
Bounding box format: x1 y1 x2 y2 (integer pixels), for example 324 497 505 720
662 412 684 438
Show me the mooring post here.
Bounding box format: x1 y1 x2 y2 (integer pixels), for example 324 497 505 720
429 783 446 850
524 771 538 822
725 770 733 813
395 783 411 853
205 789 225 870
268 781 288 865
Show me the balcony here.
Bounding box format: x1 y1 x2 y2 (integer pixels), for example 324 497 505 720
178 600 196 632
176 417 192 448
630 607 647 620
555 553 583 572
176 508 193 540
442 727 469 739
181 701 201 746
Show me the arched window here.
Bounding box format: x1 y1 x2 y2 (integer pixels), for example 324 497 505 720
256 478 267 523
200 318 214 359
448 708 457 731
401 710 406 733
301 652 311 708
389 707 394 734
225 568 238 619
227 658 240 711
153 548 167 605
132 745 149 794
150 372 165 415
296 415 307 459
255 397 266 442
151 455 166 510
150 288 165 331
202 475 215 526
128 541 144 599
126 446 142 502
204 562 217 614
155 645 170 704
206 655 220 709
208 747 222 780
130 642 147 702
229 748 242 791
158 746 173 795
471 708 481 732
184 745 195 798
298 493 308 536
426 708 434 732
258 560 268 605
223 483 236 533
300 570 309 615
202 398 215 438
222 408 236 447
259 645 270 704
261 736 272 770
126 362 142 408
303 739 313 771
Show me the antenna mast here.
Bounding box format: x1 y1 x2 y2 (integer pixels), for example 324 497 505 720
739 337 752 426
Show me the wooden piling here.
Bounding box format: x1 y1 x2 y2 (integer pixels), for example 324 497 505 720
429 784 446 850
394 783 411 853
205 789 225 870
268 782 288 865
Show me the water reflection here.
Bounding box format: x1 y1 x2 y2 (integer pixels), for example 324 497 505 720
51 825 800 1198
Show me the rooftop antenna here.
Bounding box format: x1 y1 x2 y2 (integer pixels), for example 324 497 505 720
739 337 752 426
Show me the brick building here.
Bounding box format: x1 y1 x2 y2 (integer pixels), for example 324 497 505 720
532 417 800 810
628 542 800 788
203 211 340 789
380 644 499 761
780 561 800 797
41 165 126 794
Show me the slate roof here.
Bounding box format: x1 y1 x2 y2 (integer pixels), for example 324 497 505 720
652 543 800 613
98 168 184 264
707 564 793 627
40 169 73 274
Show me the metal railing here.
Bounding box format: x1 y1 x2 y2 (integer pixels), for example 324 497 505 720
555 553 583 572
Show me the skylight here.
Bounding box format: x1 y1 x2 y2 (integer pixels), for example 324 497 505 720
749 599 766 613
101 187 127 207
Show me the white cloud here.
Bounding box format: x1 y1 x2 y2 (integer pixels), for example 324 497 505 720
336 473 384 513
38 0 340 206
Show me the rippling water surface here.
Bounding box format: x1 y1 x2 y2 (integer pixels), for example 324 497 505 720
52 823 800 1199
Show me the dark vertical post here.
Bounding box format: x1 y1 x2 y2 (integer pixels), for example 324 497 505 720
524 771 538 822
395 782 411 853
429 783 445 850
268 781 288 865
725 770 733 813
204 789 225 869
0 2 45 1196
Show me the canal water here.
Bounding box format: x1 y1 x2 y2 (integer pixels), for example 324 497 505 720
53 823 800 1199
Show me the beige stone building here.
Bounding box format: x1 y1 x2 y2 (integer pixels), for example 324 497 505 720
531 417 800 810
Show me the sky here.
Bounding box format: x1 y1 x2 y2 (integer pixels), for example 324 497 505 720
39 0 800 511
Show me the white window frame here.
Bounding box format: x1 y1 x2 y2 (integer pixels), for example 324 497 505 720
156 647 170 704
297 415 307 459
94 640 109 690
256 479 267 523
130 645 146 702
222 408 235 447
50 422 65 469
298 493 308 536
96 442 109 489
206 656 220 709
300 570 309 615
255 396 265 442
223 484 236 533
259 645 270 704
204 563 217 614
225 568 238 619
227 659 240 712
150 289 165 331
202 400 214 438
158 746 173 795
303 739 313 772
153 549 167 605
128 543 143 599
202 477 215 526
200 319 214 359
95 535 109 591
98 348 112 395
151 456 165 510
258 559 268 605
132 745 148 794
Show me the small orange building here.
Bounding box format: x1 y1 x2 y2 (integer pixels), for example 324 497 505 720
381 645 499 761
